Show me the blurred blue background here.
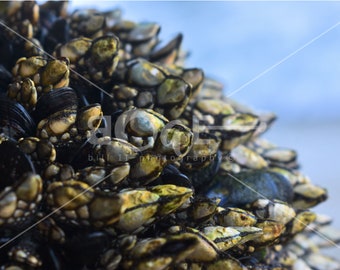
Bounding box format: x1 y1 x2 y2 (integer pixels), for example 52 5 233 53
68 1 340 255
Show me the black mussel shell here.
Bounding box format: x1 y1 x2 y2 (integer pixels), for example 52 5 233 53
188 150 222 192
56 138 94 169
70 81 105 107
152 164 193 189
0 139 35 189
38 244 65 270
0 32 14 69
201 170 294 208
43 19 70 53
0 64 12 92
63 231 111 267
33 87 78 123
0 95 36 139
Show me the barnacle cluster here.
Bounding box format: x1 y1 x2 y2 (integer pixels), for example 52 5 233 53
0 1 339 269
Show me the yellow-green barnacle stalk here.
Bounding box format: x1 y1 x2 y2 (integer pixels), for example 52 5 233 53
154 122 194 160
129 153 167 184
82 35 120 83
93 137 140 166
167 227 219 263
36 216 66 244
127 58 166 87
121 238 173 270
197 78 224 100
292 183 328 209
180 68 205 98
36 109 77 143
12 56 47 80
125 108 168 137
261 147 298 169
39 58 70 93
201 226 262 252
7 77 37 110
115 107 168 150
126 22 161 57
232 226 263 245
187 197 220 224
181 133 221 171
251 220 286 246
219 158 242 174
75 103 103 139
294 171 312 185
156 76 192 119
149 184 193 216
53 37 93 70
219 113 260 151
115 188 160 232
251 199 296 225
109 84 140 110
6 1 39 30
69 9 106 39
195 99 235 120
43 163 75 183
289 210 316 235
215 207 257 227
280 210 316 242
246 137 276 155
18 137 56 167
75 166 108 187
46 180 124 227
8 244 43 268
201 226 243 251
0 173 42 226
23 37 45 59
122 235 199 270
230 145 268 170
77 164 130 188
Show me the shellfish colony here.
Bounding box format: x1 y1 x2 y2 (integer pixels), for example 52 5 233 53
0 1 339 269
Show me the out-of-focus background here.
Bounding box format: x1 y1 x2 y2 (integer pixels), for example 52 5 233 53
69 1 340 256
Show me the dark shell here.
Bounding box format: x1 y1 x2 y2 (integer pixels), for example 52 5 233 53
201 170 294 207
0 95 36 139
151 164 193 189
188 150 222 192
0 32 14 69
0 64 12 92
0 139 35 189
149 33 183 64
33 87 78 123
62 231 111 267
56 139 93 169
43 19 70 53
